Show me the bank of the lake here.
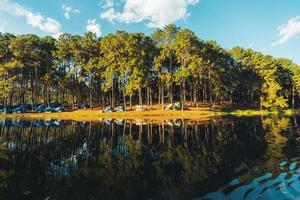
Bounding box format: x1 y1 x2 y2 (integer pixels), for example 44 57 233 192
0 108 298 122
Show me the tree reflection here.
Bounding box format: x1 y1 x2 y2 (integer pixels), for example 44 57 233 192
203 115 300 199
0 116 290 199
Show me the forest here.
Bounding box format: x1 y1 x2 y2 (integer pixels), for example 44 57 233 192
0 24 300 111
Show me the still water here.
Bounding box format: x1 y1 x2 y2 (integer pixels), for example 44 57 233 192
0 116 300 200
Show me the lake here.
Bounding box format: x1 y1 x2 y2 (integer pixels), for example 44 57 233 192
0 116 299 200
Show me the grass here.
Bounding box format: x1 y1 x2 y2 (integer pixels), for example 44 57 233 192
0 106 298 122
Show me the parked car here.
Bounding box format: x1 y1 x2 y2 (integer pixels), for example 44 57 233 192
74 104 80 109
0 108 13 114
75 103 90 109
13 104 34 113
50 102 62 108
136 105 147 111
10 104 20 110
36 105 46 113
115 105 125 112
164 102 181 110
34 103 43 110
164 104 173 110
0 107 5 113
54 106 64 112
81 104 90 109
104 106 114 113
0 106 5 113
12 106 26 114
45 106 56 113
173 102 182 110
36 102 64 113
46 107 54 113
51 102 65 112
23 104 32 111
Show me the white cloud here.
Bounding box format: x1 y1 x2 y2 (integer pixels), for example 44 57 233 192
0 0 62 38
101 0 115 9
62 5 80 20
100 0 199 28
86 19 102 37
272 16 300 46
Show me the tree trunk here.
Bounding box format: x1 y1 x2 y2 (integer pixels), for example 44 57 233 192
169 85 173 103
43 85 47 105
158 84 161 105
138 87 143 106
98 81 101 106
72 75 76 110
161 83 164 109
48 86 51 106
292 85 295 109
31 77 34 107
147 87 150 105
180 83 183 109
123 87 126 111
9 82 15 106
89 74 93 109
101 91 105 109
193 80 197 105
150 88 153 109
250 73 254 104
72 89 75 110
293 114 300 135
4 97 7 108
202 80 205 103
35 66 38 105
208 65 213 108
169 51 173 103
72 66 77 110
111 80 115 107
129 94 132 110
182 80 186 111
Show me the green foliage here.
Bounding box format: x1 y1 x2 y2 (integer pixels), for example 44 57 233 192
0 26 299 109
229 47 289 109
100 32 127 92
0 75 15 100
173 29 200 84
152 24 179 90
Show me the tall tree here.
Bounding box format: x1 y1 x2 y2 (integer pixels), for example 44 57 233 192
55 33 78 108
100 31 128 108
40 36 56 105
152 24 180 107
173 29 201 109
74 32 100 109
10 34 40 106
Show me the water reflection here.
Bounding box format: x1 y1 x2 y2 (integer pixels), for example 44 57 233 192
200 115 300 200
0 116 297 199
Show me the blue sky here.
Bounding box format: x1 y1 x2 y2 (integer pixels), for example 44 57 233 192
0 0 300 64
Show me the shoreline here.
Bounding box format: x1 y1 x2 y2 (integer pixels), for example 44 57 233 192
0 108 297 122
